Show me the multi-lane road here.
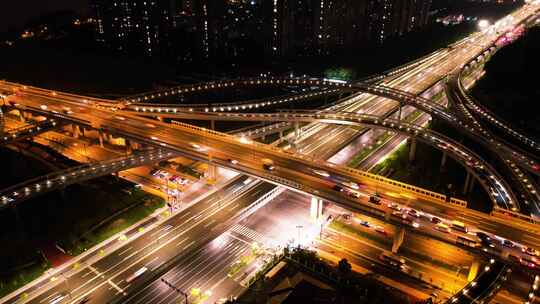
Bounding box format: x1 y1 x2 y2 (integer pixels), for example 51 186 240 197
1 3 540 304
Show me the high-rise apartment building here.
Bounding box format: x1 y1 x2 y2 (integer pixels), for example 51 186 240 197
90 0 175 56
90 0 432 60
266 0 432 58
367 0 432 43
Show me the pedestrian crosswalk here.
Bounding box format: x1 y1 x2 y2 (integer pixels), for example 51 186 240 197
229 224 274 246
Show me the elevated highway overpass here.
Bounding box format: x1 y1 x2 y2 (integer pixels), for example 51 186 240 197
1 5 540 300
3 91 540 273
2 77 538 215
120 47 452 105
0 149 175 206
0 117 62 145
121 109 518 211
120 77 540 178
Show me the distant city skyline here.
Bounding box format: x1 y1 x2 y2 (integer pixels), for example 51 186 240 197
1 0 87 32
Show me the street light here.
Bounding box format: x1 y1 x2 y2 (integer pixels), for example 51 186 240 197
296 225 303 247
478 19 490 30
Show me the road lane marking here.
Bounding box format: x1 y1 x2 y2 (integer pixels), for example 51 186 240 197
39 292 57 303
107 279 126 295
87 265 103 277
204 219 216 228
118 246 133 256
122 249 141 261
183 240 196 250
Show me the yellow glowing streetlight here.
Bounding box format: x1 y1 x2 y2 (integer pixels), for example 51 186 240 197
478 19 490 30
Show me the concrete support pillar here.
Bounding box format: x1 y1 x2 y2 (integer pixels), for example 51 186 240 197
210 120 215 131
408 138 417 163
392 227 405 254
98 130 105 148
310 197 323 222
398 106 402 122
71 124 80 139
131 141 140 151
207 152 216 184
440 152 448 170
468 261 480 282
384 208 392 221
467 176 475 193
463 171 472 195
107 133 114 144
80 127 85 137
294 121 300 141
279 130 283 140
207 164 216 181
19 110 26 122
125 139 133 155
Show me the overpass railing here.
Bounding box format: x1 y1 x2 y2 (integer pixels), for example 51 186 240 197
127 88 339 111
151 110 515 209
172 116 540 231
0 150 176 208
446 260 510 304
168 120 469 209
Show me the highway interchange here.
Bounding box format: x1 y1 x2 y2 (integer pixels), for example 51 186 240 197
1 3 540 304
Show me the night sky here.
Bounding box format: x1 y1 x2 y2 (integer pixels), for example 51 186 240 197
1 0 87 32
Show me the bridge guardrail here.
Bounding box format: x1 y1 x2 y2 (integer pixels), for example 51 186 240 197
0 150 175 207
491 207 540 231
168 119 470 210
165 110 520 210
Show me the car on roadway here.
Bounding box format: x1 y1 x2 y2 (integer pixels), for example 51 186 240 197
342 181 359 190
407 209 420 218
347 190 360 198
501 239 515 248
434 223 450 233
374 226 387 235
126 266 148 283
476 232 495 248
228 159 239 165
262 159 275 171
333 185 344 192
369 195 381 205
359 220 370 227
391 210 404 217
388 203 401 211
522 247 540 257
379 252 407 271
520 257 537 268
312 169 330 177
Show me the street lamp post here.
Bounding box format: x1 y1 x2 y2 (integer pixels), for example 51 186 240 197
296 225 303 247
